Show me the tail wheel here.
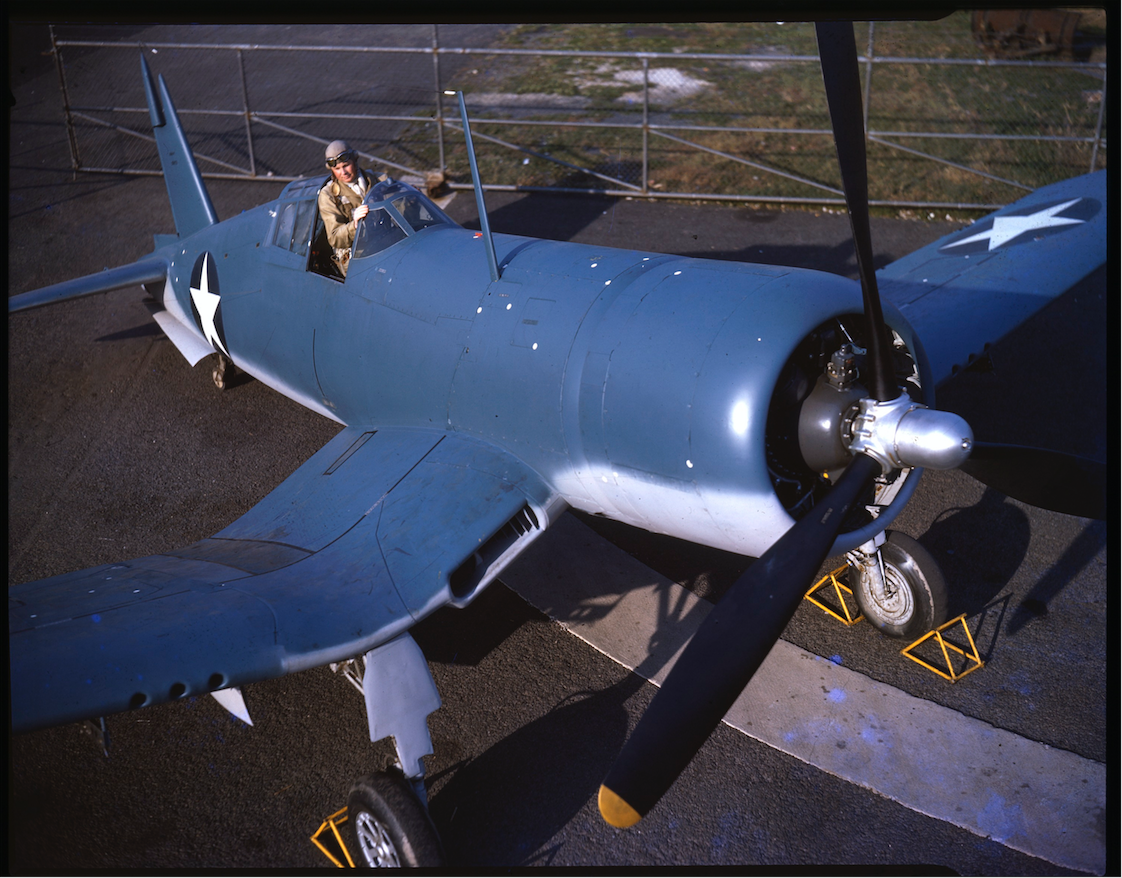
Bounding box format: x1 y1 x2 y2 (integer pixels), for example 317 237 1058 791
347 771 444 868
852 530 948 639
212 353 235 390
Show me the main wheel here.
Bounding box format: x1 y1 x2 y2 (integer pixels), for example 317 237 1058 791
852 530 947 640
347 771 444 868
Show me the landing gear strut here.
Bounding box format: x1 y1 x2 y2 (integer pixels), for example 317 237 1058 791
336 633 446 867
848 530 948 639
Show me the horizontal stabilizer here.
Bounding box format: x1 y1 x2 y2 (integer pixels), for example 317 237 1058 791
8 259 169 313
878 171 1106 386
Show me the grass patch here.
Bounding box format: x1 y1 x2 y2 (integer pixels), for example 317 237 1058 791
429 14 1106 212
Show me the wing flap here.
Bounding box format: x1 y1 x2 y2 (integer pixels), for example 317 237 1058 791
10 427 558 732
149 306 217 366
878 171 1106 385
165 538 312 575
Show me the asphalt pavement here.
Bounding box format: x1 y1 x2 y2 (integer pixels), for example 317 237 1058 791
8 20 1109 874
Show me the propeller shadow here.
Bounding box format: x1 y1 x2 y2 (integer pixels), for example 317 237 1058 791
413 553 654 866
572 510 752 604
1005 518 1106 635
919 487 1032 629
427 674 643 868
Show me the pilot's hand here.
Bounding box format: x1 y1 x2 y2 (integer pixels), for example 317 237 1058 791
353 204 370 224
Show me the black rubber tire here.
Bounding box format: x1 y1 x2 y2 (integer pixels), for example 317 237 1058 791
347 771 444 868
853 530 948 639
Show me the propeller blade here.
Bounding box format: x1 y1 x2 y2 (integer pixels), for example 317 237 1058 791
960 442 1105 520
599 453 883 826
599 18 1101 834
815 21 897 403
599 20 907 829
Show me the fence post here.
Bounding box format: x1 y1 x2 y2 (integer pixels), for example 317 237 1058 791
863 22 875 138
236 49 257 177
50 24 82 177
641 56 650 195
1090 69 1106 173
433 24 446 176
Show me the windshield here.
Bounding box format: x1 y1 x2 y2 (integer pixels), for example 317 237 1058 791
351 178 454 261
353 207 407 260
391 192 446 231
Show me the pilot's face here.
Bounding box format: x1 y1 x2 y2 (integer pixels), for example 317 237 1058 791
331 158 358 184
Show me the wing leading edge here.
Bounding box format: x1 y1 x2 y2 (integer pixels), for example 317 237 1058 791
9 426 560 733
878 171 1106 386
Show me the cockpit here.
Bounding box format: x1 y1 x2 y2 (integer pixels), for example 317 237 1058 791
270 176 456 282
351 178 455 262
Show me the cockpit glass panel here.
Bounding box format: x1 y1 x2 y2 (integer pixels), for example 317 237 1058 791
273 202 296 249
273 199 318 257
350 178 454 260
352 207 408 260
292 199 317 257
392 193 444 231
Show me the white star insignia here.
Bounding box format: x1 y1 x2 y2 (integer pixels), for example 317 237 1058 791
943 198 1084 252
189 253 229 356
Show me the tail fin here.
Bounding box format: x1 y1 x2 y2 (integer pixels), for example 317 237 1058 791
140 54 218 237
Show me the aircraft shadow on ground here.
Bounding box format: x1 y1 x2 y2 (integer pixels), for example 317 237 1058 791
461 189 621 246
921 495 1104 658
572 510 752 604
466 189 911 282
921 487 1032 625
412 580 541 667
426 673 644 868
412 580 646 867
1004 518 1105 635
96 322 167 343
913 486 1104 663
678 214 889 277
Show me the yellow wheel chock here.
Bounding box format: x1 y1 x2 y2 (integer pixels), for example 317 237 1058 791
311 807 355 868
901 613 984 682
804 564 986 683
804 564 863 626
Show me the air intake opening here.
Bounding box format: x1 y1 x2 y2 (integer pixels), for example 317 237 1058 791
449 504 541 599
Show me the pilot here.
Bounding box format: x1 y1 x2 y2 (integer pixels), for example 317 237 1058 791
318 140 374 276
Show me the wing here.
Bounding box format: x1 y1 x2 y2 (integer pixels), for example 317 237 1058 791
878 170 1106 386
9 426 559 733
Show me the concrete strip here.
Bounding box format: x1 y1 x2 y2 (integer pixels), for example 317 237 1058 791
500 514 1106 875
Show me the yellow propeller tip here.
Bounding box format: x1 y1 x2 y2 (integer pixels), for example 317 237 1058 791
598 784 642 828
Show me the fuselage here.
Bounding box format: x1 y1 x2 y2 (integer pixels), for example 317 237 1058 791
153 180 929 559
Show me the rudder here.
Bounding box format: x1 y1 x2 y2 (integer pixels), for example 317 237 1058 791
140 54 218 238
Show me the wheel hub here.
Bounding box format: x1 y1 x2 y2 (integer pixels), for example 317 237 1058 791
355 811 401 867
861 563 913 625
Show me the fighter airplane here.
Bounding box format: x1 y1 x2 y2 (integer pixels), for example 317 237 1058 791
8 23 1106 867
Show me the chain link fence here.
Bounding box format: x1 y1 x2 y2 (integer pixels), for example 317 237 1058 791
50 15 1107 211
